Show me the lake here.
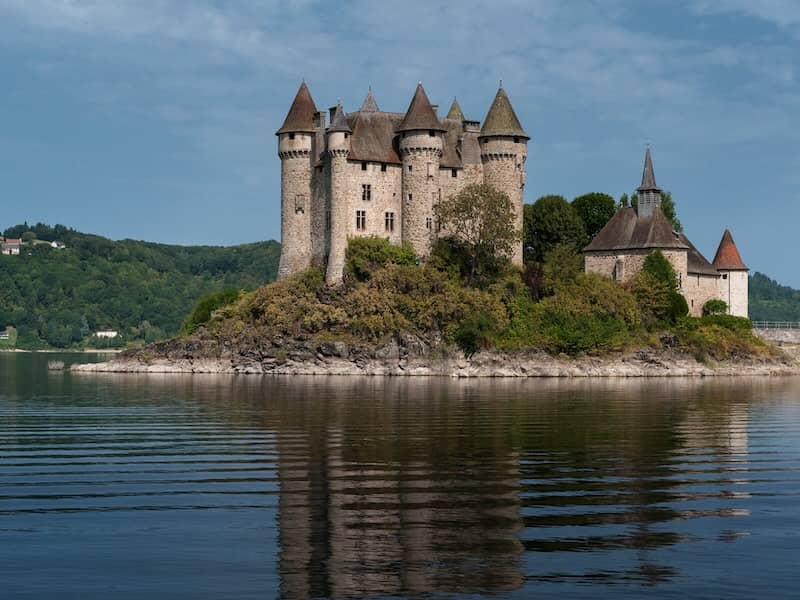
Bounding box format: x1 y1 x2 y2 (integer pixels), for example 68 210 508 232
2 353 800 599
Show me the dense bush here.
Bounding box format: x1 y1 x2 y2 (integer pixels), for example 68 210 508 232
182 289 242 335
345 236 417 282
702 299 728 316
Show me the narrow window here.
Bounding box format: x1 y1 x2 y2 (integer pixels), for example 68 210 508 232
614 259 624 281
408 193 413 202
381 163 387 172
294 195 305 214
451 169 457 178
429 130 435 137
356 210 366 231
427 162 433 177
691 299 695 308
289 133 295 140
361 162 367 171
408 164 413 172
325 210 331 231
344 133 349 139
385 211 395 232
361 184 371 201
723 273 728 280
513 137 519 143
426 217 432 230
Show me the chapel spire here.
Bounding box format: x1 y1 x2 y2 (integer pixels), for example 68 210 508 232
636 146 663 218
276 81 317 135
396 83 445 132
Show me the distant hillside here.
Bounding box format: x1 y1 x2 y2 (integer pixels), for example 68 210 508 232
0 223 280 349
749 272 800 322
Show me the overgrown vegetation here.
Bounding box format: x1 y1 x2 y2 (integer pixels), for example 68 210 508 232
749 272 800 322
0 222 279 349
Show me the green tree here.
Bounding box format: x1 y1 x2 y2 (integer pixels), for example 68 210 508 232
571 193 616 239
619 193 630 208
345 236 416 282
433 183 519 283
632 251 688 326
523 195 586 263
21 231 37 243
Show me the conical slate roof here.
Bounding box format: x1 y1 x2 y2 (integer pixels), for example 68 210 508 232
712 229 748 271
446 98 464 121
480 86 528 139
584 206 689 252
276 81 317 135
637 146 661 192
328 103 351 133
397 83 445 132
360 87 379 112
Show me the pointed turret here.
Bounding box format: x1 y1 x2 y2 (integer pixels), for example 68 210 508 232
327 102 351 133
480 86 528 139
446 97 465 121
712 229 748 271
397 83 445 132
637 146 661 192
276 81 317 135
360 87 379 112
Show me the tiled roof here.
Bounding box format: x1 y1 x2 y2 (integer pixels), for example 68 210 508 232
480 87 528 139
360 88 379 112
584 206 689 252
347 111 404 164
712 229 748 271
276 81 317 135
396 83 446 133
679 233 719 276
328 103 352 133
446 98 464 121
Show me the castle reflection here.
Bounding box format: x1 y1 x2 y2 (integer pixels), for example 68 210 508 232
61 368 796 597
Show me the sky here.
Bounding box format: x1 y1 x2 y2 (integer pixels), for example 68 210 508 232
0 1 798 284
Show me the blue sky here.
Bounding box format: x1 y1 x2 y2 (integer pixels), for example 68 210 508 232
1 1 798 284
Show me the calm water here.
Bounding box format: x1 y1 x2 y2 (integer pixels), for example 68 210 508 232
2 354 800 599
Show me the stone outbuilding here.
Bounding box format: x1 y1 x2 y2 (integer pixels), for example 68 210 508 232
584 148 748 318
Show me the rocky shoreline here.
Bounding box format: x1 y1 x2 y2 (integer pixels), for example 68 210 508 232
71 348 800 377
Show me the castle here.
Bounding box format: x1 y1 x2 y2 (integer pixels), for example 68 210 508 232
276 82 748 318
276 82 528 283
584 147 749 317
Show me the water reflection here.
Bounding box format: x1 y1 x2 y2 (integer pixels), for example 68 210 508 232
5 357 800 599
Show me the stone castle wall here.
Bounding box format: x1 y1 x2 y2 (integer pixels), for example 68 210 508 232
585 249 688 285
400 131 442 258
685 273 721 317
278 133 313 278
719 271 748 318
344 161 403 245
480 137 526 266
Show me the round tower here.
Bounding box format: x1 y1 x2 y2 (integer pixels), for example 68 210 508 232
397 83 445 258
479 86 529 266
324 103 352 284
276 82 317 279
712 229 749 318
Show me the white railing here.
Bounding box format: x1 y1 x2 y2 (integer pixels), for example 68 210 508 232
752 321 800 330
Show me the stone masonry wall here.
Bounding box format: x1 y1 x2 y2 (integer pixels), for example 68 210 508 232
480 137 526 266
719 271 748 318
585 249 688 286
685 273 721 317
400 132 442 258
278 133 313 278
325 142 351 283
345 161 403 245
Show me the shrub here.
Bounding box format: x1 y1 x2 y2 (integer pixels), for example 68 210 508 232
642 250 679 290
345 236 417 282
702 299 728 316
181 288 241 334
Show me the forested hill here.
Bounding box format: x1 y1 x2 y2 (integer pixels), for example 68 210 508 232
749 272 800 322
0 223 280 348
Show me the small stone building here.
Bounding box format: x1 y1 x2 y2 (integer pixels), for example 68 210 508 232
584 148 749 318
276 82 529 283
